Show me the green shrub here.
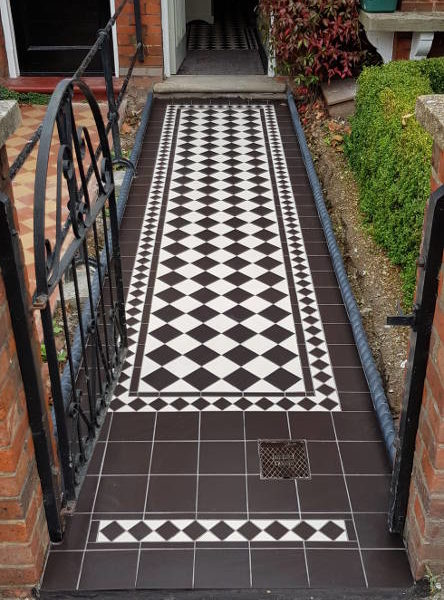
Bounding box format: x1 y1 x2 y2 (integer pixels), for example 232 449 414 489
0 86 50 105
346 58 444 307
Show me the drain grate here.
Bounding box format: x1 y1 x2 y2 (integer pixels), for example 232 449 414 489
259 440 311 480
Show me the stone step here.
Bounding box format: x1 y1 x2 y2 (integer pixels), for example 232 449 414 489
321 78 357 118
153 75 287 97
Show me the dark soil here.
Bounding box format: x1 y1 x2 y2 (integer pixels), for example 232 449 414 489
302 102 409 418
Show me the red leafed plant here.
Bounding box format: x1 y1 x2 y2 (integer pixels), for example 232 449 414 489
258 0 365 85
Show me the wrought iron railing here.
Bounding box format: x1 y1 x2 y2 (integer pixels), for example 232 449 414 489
5 0 145 538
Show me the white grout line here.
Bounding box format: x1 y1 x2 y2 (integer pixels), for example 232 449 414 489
242 412 253 588
134 412 158 587
76 412 114 590
330 412 369 588
192 412 201 589
286 411 310 586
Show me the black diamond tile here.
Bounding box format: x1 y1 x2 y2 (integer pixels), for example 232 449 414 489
225 368 259 390
184 367 219 389
146 346 180 366
188 324 218 343
142 367 177 390
265 368 300 390
225 324 255 343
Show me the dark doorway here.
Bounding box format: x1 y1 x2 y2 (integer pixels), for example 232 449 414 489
11 0 112 75
179 0 266 75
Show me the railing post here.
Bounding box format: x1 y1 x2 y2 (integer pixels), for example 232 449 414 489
100 30 122 160
133 0 145 62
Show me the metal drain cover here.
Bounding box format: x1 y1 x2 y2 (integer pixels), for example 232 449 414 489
259 440 311 480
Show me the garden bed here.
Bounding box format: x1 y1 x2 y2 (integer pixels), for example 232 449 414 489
302 103 409 417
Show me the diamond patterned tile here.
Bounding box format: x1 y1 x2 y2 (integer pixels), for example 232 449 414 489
114 104 340 412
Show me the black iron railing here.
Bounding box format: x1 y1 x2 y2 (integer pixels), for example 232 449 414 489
3 0 145 539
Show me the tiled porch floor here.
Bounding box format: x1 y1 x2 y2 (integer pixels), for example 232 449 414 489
41 99 413 594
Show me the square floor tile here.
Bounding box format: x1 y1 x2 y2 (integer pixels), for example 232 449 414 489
102 442 152 475
94 476 147 513
354 514 405 549
248 475 298 512
199 442 245 474
201 412 244 440
109 413 155 441
347 475 391 512
251 549 308 588
333 412 383 441
75 476 98 513
363 550 413 587
340 442 391 475
155 413 199 440
147 476 196 512
288 413 334 440
334 368 370 392
198 476 246 512
87 443 105 475
53 514 90 550
194 549 250 588
338 393 373 411
245 413 288 439
298 476 350 512
306 549 366 587
151 442 198 474
137 549 194 588
79 550 138 590
306 442 342 474
41 551 83 590
246 441 260 474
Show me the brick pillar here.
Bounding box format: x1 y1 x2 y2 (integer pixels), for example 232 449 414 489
0 101 51 598
403 95 444 580
117 0 163 77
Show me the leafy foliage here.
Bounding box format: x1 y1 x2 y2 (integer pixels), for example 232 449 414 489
0 86 50 105
346 58 444 307
259 0 364 85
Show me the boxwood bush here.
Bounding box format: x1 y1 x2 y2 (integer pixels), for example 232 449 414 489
346 58 444 307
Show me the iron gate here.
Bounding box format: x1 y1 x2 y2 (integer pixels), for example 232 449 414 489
33 78 128 504
0 0 145 540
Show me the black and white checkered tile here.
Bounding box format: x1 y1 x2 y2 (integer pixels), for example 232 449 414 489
96 519 348 544
187 21 258 51
111 105 340 412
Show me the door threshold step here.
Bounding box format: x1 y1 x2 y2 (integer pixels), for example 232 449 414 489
153 75 287 96
1 76 123 100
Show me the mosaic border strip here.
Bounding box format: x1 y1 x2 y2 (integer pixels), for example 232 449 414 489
96 518 349 544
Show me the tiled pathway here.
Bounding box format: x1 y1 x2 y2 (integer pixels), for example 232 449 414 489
41 100 413 594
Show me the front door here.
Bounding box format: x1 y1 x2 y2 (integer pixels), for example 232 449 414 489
11 0 111 75
168 0 187 74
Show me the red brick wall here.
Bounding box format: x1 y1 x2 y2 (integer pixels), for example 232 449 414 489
404 143 444 580
0 277 49 598
0 143 52 598
116 0 163 76
0 18 9 78
400 0 444 11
